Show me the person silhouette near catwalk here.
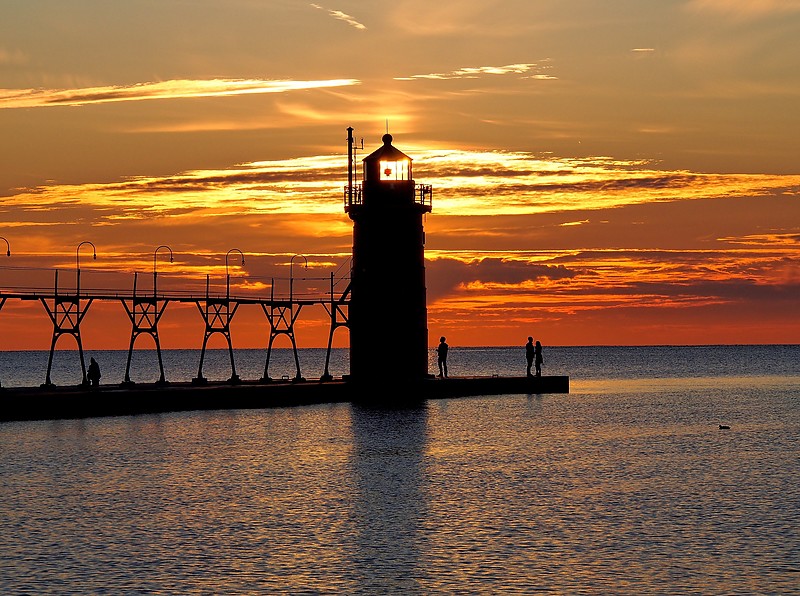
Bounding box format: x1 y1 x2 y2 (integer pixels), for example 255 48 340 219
534 340 543 377
525 336 535 377
437 336 449 378
87 357 101 390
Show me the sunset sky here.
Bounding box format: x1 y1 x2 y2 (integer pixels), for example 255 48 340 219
1 0 799 351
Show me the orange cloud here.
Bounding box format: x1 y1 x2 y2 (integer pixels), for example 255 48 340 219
310 3 367 30
395 62 552 81
0 78 360 109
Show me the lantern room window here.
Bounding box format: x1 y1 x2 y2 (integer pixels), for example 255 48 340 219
379 159 410 181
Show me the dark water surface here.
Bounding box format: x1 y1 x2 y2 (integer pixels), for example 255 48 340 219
1 346 798 594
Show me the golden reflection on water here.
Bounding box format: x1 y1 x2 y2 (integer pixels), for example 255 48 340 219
0 378 798 594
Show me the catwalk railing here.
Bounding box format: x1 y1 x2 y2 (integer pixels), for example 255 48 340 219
0 262 352 388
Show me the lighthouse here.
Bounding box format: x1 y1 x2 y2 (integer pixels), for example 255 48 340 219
345 128 432 383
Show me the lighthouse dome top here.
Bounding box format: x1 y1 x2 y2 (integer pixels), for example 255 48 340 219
363 133 412 164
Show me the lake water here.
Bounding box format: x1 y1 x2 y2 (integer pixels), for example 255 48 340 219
1 345 798 594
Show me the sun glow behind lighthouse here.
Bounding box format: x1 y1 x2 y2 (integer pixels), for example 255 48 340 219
1 144 798 348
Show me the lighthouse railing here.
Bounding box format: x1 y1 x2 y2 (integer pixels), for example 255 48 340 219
417 184 432 209
343 183 432 209
343 184 363 208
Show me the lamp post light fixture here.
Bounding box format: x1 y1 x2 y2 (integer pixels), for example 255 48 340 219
76 241 97 295
153 245 174 297
290 254 308 302
226 248 245 297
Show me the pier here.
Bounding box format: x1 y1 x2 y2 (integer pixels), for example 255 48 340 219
0 375 570 423
0 255 569 424
0 255 352 387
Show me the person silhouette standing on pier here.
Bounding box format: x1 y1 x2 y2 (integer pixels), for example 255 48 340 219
437 336 449 378
87 357 101 390
535 340 543 377
525 336 535 377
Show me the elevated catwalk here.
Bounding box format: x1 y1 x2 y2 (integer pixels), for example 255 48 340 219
0 375 569 423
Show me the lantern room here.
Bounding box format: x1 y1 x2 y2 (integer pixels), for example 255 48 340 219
363 133 412 183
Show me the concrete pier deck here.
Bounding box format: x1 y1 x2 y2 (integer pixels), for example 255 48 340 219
0 375 569 423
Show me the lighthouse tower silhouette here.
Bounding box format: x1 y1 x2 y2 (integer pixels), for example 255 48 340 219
345 127 433 383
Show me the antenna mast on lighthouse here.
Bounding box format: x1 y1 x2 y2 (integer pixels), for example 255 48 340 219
347 127 354 206
346 126 364 209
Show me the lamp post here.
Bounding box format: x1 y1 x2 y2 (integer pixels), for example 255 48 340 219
153 245 173 297
76 241 96 295
73 241 96 388
290 254 308 303
226 248 245 297
0 238 7 387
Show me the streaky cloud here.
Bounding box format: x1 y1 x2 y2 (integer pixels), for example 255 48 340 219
719 233 800 246
396 62 549 81
310 3 366 30
0 78 360 109
7 148 800 225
